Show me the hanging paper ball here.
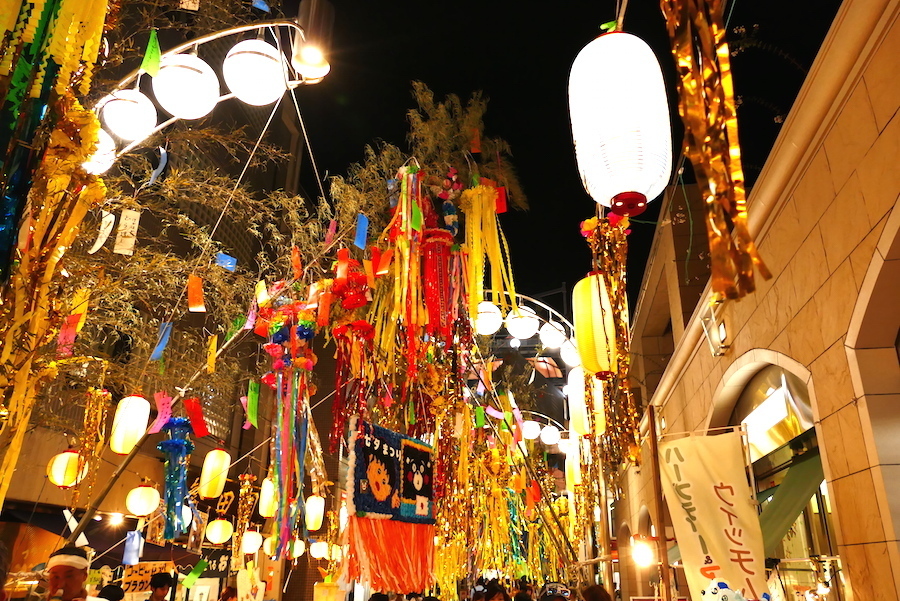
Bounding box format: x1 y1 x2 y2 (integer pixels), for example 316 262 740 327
258 477 277 518
289 537 306 559
539 425 561 446
205 518 234 544
110 395 150 455
505 306 540 340
152 54 220 120
125 485 161 517
521 420 542 440
474 301 503 336
198 448 231 499
241 530 264 554
47 450 88 489
308 540 329 559
305 495 325 531
222 39 287 106
97 89 158 142
569 32 672 212
559 339 581 367
538 320 567 349
182 503 194 528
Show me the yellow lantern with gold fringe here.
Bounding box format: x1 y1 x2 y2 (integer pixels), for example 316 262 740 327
199 448 231 499
573 273 617 375
47 450 88 488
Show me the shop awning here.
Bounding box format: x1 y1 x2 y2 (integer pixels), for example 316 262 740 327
759 451 824 556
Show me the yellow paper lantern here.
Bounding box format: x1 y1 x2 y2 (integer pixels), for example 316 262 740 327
592 378 607 436
566 367 589 436
242 530 263 554
110 395 150 455
263 535 277 557
205 518 234 544
47 450 88 488
305 495 325 531
125 485 161 517
258 477 277 518
573 273 618 375
289 537 306 559
199 448 231 499
309 540 329 559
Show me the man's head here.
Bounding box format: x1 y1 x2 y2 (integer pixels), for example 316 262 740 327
149 572 174 600
46 547 89 601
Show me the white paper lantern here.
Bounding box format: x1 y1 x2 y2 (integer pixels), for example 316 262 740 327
505 306 539 340
289 537 306 559
474 301 503 336
258 477 277 518
125 485 161 517
82 129 118 175
569 32 672 212
539 425 560 446
521 420 542 440
567 367 590 436
97 89 158 142
47 450 88 488
309 540 329 559
305 494 325 531
199 448 231 499
223 39 287 106
110 395 150 455
181 504 194 528
205 518 234 544
539 320 567 349
560 339 581 367
241 530 264 554
152 54 220 120
263 535 277 557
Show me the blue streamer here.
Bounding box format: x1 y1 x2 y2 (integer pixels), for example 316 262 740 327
123 531 143 565
150 322 173 361
354 213 369 249
157 418 194 539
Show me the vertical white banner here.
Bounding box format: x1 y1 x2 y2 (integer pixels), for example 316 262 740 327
659 432 767 600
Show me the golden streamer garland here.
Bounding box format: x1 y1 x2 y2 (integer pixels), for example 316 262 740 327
661 0 771 300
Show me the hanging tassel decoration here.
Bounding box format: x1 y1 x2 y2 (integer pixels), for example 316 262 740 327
157 417 194 539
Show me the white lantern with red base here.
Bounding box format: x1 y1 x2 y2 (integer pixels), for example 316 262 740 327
125 484 161 516
47 450 88 488
569 32 672 216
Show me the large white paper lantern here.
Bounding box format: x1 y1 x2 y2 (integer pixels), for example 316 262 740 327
309 540 329 559
223 39 287 106
474 301 503 336
152 54 220 120
97 89 158 142
505 306 539 340
199 448 231 499
539 425 560 446
242 530 264 554
569 32 672 214
47 450 88 488
567 367 590 436
110 395 150 455
126 485 161 517
560 339 581 367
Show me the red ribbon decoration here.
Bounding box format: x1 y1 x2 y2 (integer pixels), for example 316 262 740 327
183 397 210 437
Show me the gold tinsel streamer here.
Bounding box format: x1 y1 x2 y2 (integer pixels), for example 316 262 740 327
661 0 771 300
72 384 111 507
232 474 258 569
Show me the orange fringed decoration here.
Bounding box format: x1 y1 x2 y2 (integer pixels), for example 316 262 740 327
345 517 435 594
661 0 771 300
459 184 517 321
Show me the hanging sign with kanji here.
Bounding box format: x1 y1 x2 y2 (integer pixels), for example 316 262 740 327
658 431 768 600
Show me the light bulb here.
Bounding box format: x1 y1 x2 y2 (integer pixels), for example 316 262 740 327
292 43 330 82
97 89 157 142
223 39 287 106
108 512 125 526
631 539 655 568
82 129 117 175
510 338 521 348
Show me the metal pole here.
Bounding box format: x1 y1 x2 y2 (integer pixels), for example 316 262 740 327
648 405 673 601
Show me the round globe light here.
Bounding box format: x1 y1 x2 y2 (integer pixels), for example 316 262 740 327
505 306 540 340
125 485 161 517
305 494 326 531
152 54 220 120
474 301 503 336
631 538 656 568
539 425 561 446
223 39 287 106
205 518 234 544
47 450 88 488
560 339 581 367
309 540 329 559
97 89 158 142
242 530 264 554
83 129 118 175
539 320 567 349
291 43 331 82
521 420 542 440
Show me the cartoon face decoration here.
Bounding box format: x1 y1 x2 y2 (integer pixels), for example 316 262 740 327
401 445 433 500
366 454 392 502
699 580 751 601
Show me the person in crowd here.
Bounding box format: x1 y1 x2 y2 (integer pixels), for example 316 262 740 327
483 580 509 601
537 582 570 601
369 594 389 601
513 591 531 601
45 548 90 601
217 587 236 601
97 585 124 601
147 573 173 601
580 585 611 601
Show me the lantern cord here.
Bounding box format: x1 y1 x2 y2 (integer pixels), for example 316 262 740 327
680 174 695 285
616 0 630 31
725 0 739 28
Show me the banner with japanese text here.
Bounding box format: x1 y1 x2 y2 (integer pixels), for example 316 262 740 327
659 432 767 600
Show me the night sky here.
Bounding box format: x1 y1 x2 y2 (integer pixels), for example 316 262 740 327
290 0 842 317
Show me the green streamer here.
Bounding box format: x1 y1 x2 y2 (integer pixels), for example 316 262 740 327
182 559 208 588
475 406 485 428
140 30 161 76
248 380 260 428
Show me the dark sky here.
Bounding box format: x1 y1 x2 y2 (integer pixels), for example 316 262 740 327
291 0 842 317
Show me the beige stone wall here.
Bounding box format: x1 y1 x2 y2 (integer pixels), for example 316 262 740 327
622 1 900 600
